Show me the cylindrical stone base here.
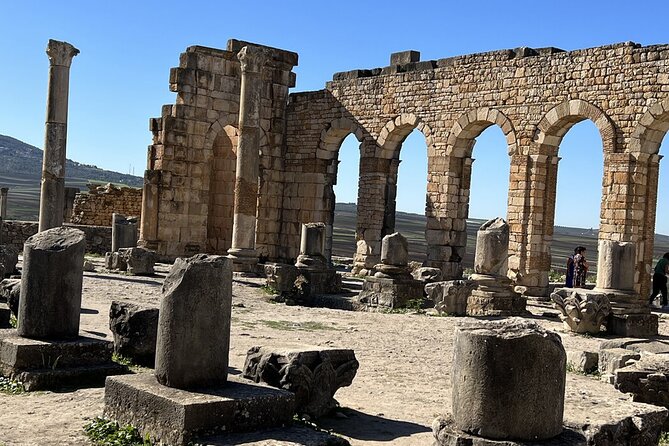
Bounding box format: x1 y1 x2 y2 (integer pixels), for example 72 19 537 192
452 318 566 441
17 227 86 339
155 254 232 389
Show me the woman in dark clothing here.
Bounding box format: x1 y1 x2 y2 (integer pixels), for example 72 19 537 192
649 252 669 307
573 246 588 288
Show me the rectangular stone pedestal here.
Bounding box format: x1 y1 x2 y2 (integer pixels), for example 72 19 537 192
356 276 424 310
299 268 342 295
608 313 658 337
104 373 295 445
0 329 126 390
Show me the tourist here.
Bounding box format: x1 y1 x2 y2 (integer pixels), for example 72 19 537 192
573 246 588 288
565 247 578 287
649 252 669 307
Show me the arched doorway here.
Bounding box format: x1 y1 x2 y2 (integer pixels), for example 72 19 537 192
206 125 238 253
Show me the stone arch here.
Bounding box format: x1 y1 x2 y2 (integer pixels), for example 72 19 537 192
629 97 669 155
317 117 365 160
535 99 617 155
446 107 518 156
205 123 239 254
376 113 435 159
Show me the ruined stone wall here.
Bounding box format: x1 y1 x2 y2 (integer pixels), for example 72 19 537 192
139 40 296 260
283 42 669 301
71 183 142 226
2 221 111 254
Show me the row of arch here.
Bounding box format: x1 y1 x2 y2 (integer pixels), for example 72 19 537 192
319 97 669 159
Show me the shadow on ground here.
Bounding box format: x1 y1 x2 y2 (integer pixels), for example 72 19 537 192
85 273 163 286
318 408 431 441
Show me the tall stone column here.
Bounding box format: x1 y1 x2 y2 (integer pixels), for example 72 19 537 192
0 187 8 220
38 40 79 232
227 46 265 272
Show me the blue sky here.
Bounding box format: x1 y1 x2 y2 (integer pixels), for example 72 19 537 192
1 1 668 231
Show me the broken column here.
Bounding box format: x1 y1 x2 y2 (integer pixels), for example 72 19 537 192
467 218 526 316
293 223 341 297
38 39 79 232
17 227 86 338
104 254 295 445
433 319 566 443
0 187 8 220
0 227 124 390
597 240 657 336
111 213 138 253
227 46 265 272
155 255 232 388
356 232 424 310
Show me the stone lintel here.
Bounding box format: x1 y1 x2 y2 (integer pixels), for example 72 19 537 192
227 39 298 66
104 373 295 445
0 330 126 390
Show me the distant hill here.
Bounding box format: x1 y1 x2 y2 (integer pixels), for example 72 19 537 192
331 202 669 271
0 134 143 220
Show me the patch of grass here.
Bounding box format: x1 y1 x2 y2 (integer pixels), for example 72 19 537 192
260 284 279 295
660 431 669 445
0 376 25 394
112 353 133 367
565 361 600 378
260 320 336 331
381 299 427 315
84 417 152 446
9 314 16 328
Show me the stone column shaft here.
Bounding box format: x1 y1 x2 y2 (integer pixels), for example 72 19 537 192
228 46 265 271
38 40 79 232
0 187 8 220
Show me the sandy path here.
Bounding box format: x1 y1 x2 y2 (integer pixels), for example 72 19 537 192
0 257 663 445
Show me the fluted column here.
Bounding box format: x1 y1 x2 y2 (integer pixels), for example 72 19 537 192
227 46 266 272
38 39 79 232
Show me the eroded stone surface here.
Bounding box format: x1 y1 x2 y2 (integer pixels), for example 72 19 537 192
551 288 611 334
243 346 359 418
109 301 158 367
451 318 566 440
425 280 474 315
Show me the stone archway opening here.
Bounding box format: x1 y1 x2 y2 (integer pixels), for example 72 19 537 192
394 129 429 263
552 120 603 285
464 125 511 271
331 133 361 264
206 125 238 254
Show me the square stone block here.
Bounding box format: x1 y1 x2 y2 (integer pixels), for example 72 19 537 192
608 313 658 337
0 329 126 390
104 373 295 445
356 277 424 310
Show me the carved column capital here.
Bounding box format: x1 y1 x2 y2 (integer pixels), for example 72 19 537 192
46 39 79 67
237 46 266 74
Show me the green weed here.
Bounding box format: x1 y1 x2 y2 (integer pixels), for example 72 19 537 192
0 376 25 394
84 417 152 446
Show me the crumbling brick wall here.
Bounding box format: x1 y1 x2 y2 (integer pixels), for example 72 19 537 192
71 183 142 226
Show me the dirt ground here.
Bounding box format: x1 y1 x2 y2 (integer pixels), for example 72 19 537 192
0 257 667 446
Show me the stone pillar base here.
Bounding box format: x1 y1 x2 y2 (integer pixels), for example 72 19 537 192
608 313 658 337
298 268 342 295
466 274 527 316
227 248 258 273
104 373 294 445
0 330 127 391
355 276 424 310
432 416 584 446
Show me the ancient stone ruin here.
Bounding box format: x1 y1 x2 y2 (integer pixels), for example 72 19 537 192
104 254 295 444
0 227 124 390
356 232 424 310
71 183 142 226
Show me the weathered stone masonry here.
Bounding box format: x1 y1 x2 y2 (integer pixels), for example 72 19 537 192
71 183 142 226
140 40 669 316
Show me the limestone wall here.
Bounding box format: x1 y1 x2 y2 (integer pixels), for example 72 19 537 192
71 183 142 226
2 221 112 255
139 40 296 260
283 42 669 300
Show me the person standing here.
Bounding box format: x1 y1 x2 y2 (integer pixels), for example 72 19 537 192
649 253 669 307
573 246 588 288
565 247 578 288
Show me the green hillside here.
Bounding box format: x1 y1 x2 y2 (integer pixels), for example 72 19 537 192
0 134 143 220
